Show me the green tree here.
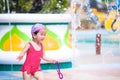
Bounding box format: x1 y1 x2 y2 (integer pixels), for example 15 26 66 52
12 0 33 13
40 0 69 13
0 0 69 13
0 0 4 13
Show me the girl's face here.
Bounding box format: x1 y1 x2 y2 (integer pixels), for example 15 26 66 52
34 29 46 42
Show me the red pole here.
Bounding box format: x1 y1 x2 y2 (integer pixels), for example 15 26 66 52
96 33 101 55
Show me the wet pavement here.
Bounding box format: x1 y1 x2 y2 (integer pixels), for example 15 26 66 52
0 55 120 80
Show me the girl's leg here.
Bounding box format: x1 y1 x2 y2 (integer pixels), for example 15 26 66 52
23 71 32 80
33 71 44 80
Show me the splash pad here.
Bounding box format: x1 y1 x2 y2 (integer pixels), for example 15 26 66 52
0 14 73 71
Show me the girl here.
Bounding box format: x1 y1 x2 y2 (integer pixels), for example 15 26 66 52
17 23 57 80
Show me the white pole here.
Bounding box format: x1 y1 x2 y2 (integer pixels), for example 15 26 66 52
6 0 13 79
6 0 12 51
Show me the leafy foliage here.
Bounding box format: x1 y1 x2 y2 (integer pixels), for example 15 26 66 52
40 0 69 13
0 0 69 13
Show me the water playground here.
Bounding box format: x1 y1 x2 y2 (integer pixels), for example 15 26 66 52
0 14 72 70
0 0 120 80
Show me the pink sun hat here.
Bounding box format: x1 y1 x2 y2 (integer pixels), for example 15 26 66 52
31 23 46 35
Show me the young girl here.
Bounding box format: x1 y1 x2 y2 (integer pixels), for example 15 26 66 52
17 23 57 80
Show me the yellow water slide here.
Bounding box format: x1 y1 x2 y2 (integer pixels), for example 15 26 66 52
92 8 106 23
104 10 120 32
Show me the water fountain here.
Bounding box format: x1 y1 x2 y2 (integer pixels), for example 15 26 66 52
70 0 120 75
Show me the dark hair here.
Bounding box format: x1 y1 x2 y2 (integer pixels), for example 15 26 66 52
34 30 39 35
32 30 39 39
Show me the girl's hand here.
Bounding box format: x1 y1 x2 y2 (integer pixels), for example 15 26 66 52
51 60 57 64
16 56 23 61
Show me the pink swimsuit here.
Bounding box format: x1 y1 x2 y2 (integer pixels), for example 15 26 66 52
20 42 43 75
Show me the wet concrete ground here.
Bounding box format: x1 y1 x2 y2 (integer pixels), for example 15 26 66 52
0 55 120 80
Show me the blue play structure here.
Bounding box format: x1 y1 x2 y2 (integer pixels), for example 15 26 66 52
108 0 120 10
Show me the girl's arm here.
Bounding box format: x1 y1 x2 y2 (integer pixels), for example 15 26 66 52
42 51 57 64
16 43 30 61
